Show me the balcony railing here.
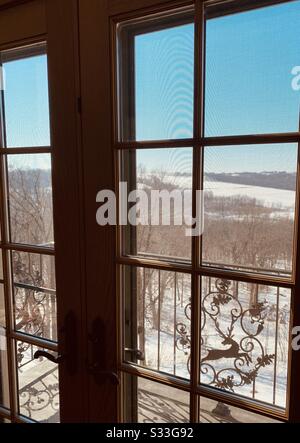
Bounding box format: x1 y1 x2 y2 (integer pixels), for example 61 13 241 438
12 253 290 420
133 262 290 410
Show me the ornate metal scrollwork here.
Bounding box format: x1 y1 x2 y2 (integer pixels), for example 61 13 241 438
138 388 189 423
19 366 59 422
13 252 48 339
175 299 191 373
176 278 278 395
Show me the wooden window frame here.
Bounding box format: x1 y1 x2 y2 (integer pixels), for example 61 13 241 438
0 0 86 424
112 0 300 423
0 34 56 422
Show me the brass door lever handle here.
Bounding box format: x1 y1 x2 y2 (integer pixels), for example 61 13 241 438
124 348 145 361
34 350 63 365
88 366 120 385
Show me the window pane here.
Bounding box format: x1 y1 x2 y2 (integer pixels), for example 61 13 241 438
0 284 5 328
205 1 300 136
17 342 59 422
118 18 194 141
12 252 56 291
0 327 10 409
0 250 3 280
121 148 192 261
200 277 291 409
202 144 297 277
0 288 9 414
124 375 189 423
13 286 57 342
1 47 50 147
199 397 280 423
13 288 57 344
8 154 54 247
12 252 57 341
124 266 191 379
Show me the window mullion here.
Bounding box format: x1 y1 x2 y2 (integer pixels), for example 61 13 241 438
190 0 205 423
287 135 300 422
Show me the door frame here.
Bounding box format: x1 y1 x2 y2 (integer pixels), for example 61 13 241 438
46 0 88 423
79 0 300 423
78 0 118 423
0 0 87 423
2 0 300 424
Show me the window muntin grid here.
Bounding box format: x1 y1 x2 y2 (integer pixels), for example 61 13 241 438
115 0 300 422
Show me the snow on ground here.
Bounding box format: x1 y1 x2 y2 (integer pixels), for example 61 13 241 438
141 173 296 218
136 175 292 409
205 181 296 210
151 172 296 211
140 279 290 409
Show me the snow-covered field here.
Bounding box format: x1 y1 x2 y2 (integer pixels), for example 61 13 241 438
205 180 296 212
140 173 296 217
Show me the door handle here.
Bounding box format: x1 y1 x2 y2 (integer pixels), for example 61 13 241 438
34 350 63 364
88 366 120 385
34 311 78 375
124 348 145 361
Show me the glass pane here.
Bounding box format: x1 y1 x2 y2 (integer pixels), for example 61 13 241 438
0 327 10 408
200 277 291 409
0 287 8 409
124 375 189 423
14 286 57 342
199 397 280 423
121 148 193 261
1 46 50 147
0 284 5 328
202 144 297 277
12 252 56 290
12 252 57 342
17 341 59 423
205 1 300 136
124 266 191 379
7 154 54 247
0 249 3 280
118 18 194 141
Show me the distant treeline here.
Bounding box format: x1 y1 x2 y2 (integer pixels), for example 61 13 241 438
13 169 297 192
205 172 296 191
9 168 52 189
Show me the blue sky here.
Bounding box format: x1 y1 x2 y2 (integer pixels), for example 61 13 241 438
135 0 300 174
136 143 298 177
3 54 50 148
2 53 50 170
205 0 300 136
2 0 300 174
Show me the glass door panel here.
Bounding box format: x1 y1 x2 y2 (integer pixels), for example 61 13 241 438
123 374 190 423
112 0 299 424
205 0 300 136
0 42 59 423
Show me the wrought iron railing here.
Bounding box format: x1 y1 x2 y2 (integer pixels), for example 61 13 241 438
136 263 290 409
13 251 290 420
18 357 59 423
